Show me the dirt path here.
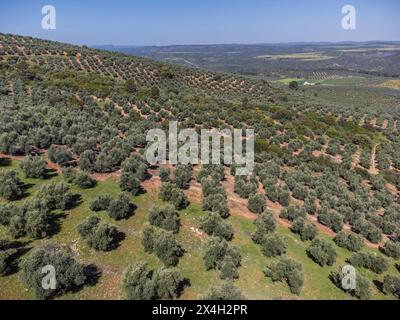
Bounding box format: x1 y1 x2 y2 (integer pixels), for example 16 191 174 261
352 147 361 169
369 144 379 175
221 172 258 220
6 81 13 95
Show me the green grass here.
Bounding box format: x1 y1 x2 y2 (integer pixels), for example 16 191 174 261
0 160 399 300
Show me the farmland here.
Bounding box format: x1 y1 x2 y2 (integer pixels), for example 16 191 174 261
0 33 400 300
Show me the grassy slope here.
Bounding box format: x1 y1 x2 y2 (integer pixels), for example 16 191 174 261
0 160 398 300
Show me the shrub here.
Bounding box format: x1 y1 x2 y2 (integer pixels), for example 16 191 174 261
307 238 337 266
107 193 132 220
19 156 47 178
149 204 180 233
199 212 234 240
264 257 304 295
77 216 120 251
90 195 112 211
247 193 266 214
0 170 23 200
20 245 86 299
347 252 389 274
203 283 245 300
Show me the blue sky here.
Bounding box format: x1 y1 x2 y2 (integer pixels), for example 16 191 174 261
0 0 399 45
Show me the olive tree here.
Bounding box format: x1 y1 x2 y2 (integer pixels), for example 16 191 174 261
247 193 266 214
107 193 132 220
382 275 400 299
199 212 234 240
142 225 182 267
159 182 189 210
0 170 23 200
264 257 304 295
90 195 112 211
77 216 120 251
330 267 372 300
291 217 318 241
334 231 364 252
347 252 388 274
203 283 245 300
19 156 47 179
149 204 180 233
20 245 86 299
307 238 337 266
251 211 276 244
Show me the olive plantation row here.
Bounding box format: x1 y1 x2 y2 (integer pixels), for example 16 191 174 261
0 33 399 300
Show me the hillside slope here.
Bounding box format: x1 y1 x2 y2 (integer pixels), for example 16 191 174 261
0 34 399 300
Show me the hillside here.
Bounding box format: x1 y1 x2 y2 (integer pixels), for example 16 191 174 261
0 34 400 300
96 42 400 78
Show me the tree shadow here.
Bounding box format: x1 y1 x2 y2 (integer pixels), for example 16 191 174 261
127 203 138 219
65 264 102 296
373 279 385 294
17 182 35 200
136 186 147 196
0 157 12 167
84 264 102 287
46 212 68 238
109 230 126 251
43 168 58 180
66 194 83 210
2 240 33 276
178 278 191 298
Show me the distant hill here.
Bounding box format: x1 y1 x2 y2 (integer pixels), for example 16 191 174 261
93 42 400 78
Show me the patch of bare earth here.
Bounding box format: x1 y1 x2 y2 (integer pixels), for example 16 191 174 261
91 170 122 182
369 144 379 175
221 172 257 220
